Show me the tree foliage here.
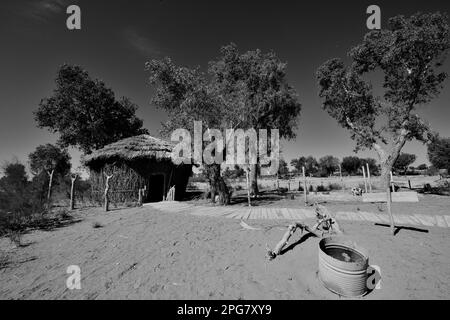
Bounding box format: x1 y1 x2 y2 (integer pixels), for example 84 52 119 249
362 158 380 176
290 156 319 176
0 162 28 196
341 156 362 175
35 64 148 154
209 43 301 138
146 57 231 204
210 44 301 195
146 44 302 201
317 12 450 186
278 159 289 178
393 153 417 174
29 144 71 178
318 155 340 177
428 134 450 171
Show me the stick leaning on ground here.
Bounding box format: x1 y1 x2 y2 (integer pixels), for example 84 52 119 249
266 203 342 261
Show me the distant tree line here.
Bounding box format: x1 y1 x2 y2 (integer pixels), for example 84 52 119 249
289 155 379 177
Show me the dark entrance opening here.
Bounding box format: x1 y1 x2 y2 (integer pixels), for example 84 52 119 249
146 174 165 202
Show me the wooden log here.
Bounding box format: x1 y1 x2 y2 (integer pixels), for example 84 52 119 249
266 223 307 260
266 205 343 260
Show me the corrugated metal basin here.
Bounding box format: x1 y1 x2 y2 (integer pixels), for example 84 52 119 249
318 237 369 297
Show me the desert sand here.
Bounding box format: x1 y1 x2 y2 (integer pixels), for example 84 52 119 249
1 196 449 300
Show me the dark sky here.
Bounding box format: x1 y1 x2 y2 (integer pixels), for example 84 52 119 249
1 0 449 174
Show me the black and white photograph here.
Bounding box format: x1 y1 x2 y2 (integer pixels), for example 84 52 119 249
0 0 449 304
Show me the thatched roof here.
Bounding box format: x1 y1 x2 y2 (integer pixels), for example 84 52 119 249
82 135 175 166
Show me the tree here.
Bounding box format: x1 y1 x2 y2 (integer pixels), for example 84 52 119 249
35 64 147 154
428 134 450 171
393 153 416 175
146 44 302 203
362 158 380 176
210 43 302 196
0 161 29 218
304 156 319 176
290 156 320 176
341 156 362 175
278 159 290 178
319 155 340 177
0 162 28 195
146 57 232 205
28 144 71 204
317 12 450 189
290 158 302 174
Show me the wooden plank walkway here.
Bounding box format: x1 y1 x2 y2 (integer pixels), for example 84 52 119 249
143 202 450 228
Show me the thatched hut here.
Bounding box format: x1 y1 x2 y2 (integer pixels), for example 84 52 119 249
83 135 192 205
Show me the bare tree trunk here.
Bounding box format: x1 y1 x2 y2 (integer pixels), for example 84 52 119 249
47 169 55 211
70 174 78 210
104 174 113 212
245 168 251 207
205 163 230 205
375 137 406 236
249 163 259 197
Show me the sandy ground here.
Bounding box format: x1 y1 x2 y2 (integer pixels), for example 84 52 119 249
1 200 449 300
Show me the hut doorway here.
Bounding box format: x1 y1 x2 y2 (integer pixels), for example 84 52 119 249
146 174 165 202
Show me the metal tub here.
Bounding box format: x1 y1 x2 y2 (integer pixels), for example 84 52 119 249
318 236 369 297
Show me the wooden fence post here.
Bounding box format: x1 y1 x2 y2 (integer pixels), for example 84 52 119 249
246 168 251 207
387 185 395 235
138 188 143 206
104 173 114 212
390 171 395 193
362 166 368 193
302 166 307 206
339 163 344 192
276 173 279 193
366 163 372 193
